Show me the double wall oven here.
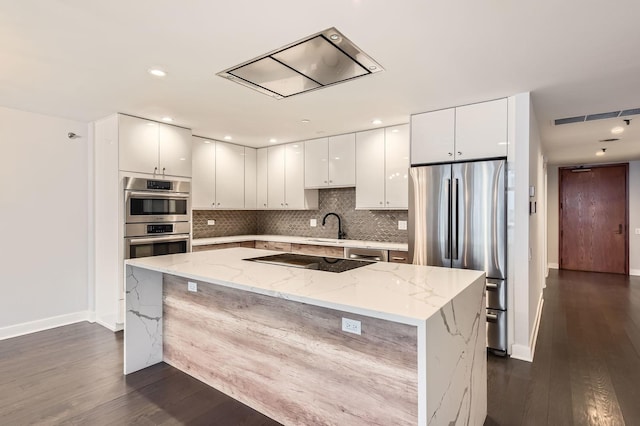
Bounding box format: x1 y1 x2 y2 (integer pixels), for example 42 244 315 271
124 177 190 259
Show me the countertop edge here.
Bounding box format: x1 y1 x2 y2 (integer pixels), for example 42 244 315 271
192 235 408 251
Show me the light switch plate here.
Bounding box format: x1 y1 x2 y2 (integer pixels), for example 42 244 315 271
187 281 197 292
635 228 640 235
310 219 317 227
207 219 216 226
398 220 407 230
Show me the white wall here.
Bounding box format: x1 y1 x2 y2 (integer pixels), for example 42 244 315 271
546 167 559 268
0 106 90 338
507 93 545 362
547 161 640 276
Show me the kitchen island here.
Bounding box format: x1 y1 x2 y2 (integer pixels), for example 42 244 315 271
125 248 486 426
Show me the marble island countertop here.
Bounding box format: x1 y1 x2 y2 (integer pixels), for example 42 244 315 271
126 247 484 325
192 234 408 251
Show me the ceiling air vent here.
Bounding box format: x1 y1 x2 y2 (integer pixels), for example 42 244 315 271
554 107 640 125
599 138 620 142
217 27 383 99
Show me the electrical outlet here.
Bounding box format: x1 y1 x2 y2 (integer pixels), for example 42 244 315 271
207 219 216 226
398 220 407 230
636 228 640 235
187 281 197 292
342 318 361 335
310 219 317 227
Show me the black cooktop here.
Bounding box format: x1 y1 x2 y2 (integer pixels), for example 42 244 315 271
243 253 373 273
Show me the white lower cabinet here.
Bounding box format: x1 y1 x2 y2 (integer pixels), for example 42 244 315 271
355 124 409 209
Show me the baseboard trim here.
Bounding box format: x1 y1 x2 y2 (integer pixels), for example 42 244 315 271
630 269 640 277
548 263 559 269
511 293 544 363
0 311 92 341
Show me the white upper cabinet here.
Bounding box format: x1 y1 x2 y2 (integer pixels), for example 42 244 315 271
410 98 508 165
191 137 216 209
304 134 356 188
356 126 409 209
356 128 386 209
257 148 268 209
328 133 356 187
215 142 245 209
267 145 286 209
118 114 192 177
263 143 318 210
411 108 455 164
244 147 257 209
384 124 410 208
455 98 508 160
158 124 192 177
304 138 329 188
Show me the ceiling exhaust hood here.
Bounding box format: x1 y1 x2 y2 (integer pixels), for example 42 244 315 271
217 28 384 99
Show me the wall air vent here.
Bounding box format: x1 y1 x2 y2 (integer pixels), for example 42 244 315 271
217 27 384 99
554 107 640 125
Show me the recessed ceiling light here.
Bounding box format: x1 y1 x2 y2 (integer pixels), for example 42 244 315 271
203 140 212 144
611 126 625 134
329 34 340 40
161 117 173 122
369 66 377 71
596 151 605 156
391 129 399 133
224 135 232 140
372 119 382 125
148 68 167 77
301 119 311 123
293 144 299 148
269 138 277 143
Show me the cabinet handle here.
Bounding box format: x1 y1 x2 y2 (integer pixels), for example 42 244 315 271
324 180 327 183
329 180 333 183
457 152 461 156
154 166 158 173
386 201 389 204
281 203 284 206
448 152 453 156
263 203 267 207
285 203 288 206
163 167 166 174
217 203 220 206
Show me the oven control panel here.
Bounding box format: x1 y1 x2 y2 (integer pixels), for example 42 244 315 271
147 224 174 234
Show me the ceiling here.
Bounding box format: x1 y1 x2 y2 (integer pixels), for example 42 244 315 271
2 0 640 164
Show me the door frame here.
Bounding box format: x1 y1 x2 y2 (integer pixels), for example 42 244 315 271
558 163 629 274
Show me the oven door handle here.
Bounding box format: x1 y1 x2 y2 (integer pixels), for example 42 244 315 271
126 191 190 199
127 235 190 245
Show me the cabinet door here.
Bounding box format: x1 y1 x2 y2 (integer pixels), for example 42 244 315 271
191 137 215 208
256 148 268 209
455 98 508 160
118 114 159 174
385 124 410 208
267 145 285 209
410 108 455 165
328 133 356 187
215 142 245 208
285 143 305 209
244 147 257 209
355 128 385 209
159 124 192 177
304 138 328 188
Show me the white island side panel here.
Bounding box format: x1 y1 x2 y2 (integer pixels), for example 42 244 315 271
124 265 163 374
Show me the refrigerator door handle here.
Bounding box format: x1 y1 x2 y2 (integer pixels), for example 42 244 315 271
452 178 459 260
445 178 451 259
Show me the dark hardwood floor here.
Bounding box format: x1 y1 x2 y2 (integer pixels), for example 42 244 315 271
1 269 638 425
487 269 640 426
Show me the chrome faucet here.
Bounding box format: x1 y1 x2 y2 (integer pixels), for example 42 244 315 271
322 212 346 240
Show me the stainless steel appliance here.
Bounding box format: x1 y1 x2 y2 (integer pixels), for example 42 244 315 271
345 247 389 262
408 159 507 355
124 177 191 259
124 177 190 223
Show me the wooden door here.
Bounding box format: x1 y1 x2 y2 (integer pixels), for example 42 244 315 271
559 164 628 274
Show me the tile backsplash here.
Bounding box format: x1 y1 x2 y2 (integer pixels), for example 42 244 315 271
193 188 408 243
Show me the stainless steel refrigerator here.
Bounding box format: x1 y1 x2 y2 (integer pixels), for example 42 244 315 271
408 159 507 354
